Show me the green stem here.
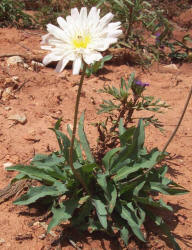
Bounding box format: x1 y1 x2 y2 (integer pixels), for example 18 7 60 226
69 63 89 194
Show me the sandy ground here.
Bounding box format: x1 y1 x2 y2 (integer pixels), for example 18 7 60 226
0 16 191 250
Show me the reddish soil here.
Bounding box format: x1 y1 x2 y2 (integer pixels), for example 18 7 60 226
0 11 192 250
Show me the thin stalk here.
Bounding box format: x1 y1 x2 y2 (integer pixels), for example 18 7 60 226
125 5 133 41
127 85 192 183
69 63 89 194
125 95 139 126
162 85 192 152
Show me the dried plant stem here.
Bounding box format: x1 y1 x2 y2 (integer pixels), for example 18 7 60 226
125 5 133 40
162 85 192 152
69 63 89 194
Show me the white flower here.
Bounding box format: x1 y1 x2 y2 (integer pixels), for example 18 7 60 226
41 7 122 75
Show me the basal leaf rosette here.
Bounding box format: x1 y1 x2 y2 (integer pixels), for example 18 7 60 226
41 7 122 74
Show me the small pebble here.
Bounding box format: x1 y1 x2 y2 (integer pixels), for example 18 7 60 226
8 113 27 124
3 162 13 169
39 234 46 240
7 56 24 66
0 238 5 245
4 106 11 111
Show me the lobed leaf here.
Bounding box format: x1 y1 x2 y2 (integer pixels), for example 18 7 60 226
14 184 67 205
48 198 79 232
116 202 145 242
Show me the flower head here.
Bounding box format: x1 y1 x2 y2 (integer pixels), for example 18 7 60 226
135 80 149 87
155 32 161 38
41 7 122 74
155 32 161 44
132 80 149 96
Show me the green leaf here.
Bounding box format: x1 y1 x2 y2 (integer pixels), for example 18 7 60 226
120 226 129 245
133 181 146 196
48 198 78 232
102 147 121 171
119 126 135 146
126 202 145 227
97 174 117 213
107 181 117 214
31 153 66 181
53 130 71 163
110 145 134 172
80 163 96 186
71 200 93 227
136 206 146 226
119 118 126 136
14 184 67 205
11 173 27 184
85 218 103 233
7 165 57 183
132 119 145 156
54 118 62 130
116 202 145 242
78 112 94 163
92 198 107 229
149 213 181 250
113 165 142 182
134 197 173 211
150 182 189 195
113 0 124 8
67 124 83 163
114 148 161 182
79 195 90 205
124 0 134 6
119 180 141 195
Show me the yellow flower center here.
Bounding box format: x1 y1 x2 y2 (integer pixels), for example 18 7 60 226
72 34 91 49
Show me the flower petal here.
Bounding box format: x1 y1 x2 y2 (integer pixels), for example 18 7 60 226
83 51 102 65
57 16 68 30
55 58 69 72
80 7 87 19
108 30 122 38
42 53 63 65
47 24 66 41
108 21 121 30
41 45 53 51
99 13 114 27
72 57 82 75
71 8 80 20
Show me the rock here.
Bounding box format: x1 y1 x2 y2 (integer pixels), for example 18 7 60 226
161 64 179 73
12 76 19 82
4 106 11 111
1 87 15 101
7 56 24 66
33 221 40 227
0 238 5 245
3 162 13 169
15 233 33 241
8 113 27 124
4 76 19 88
31 60 44 67
24 130 40 143
23 63 30 69
39 234 46 240
33 221 56 237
